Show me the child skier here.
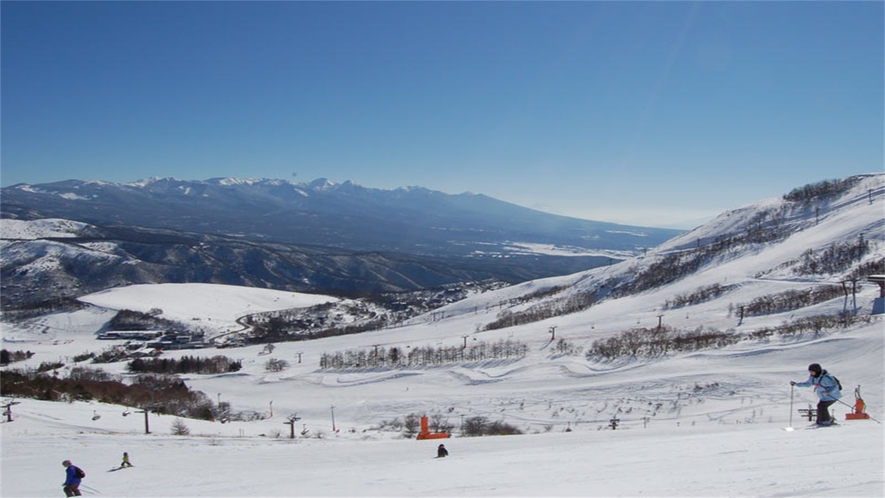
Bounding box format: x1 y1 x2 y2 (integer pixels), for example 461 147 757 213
791 363 842 426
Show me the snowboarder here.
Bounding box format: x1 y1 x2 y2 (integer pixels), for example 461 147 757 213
61 460 82 497
121 452 133 468
437 443 448 458
791 363 842 426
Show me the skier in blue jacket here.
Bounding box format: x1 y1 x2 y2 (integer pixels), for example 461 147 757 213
62 460 82 496
791 363 842 426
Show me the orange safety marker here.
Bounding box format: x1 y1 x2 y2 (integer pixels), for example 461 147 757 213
416 415 450 440
845 386 871 420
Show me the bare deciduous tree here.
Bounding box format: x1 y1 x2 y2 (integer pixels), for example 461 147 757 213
171 418 190 435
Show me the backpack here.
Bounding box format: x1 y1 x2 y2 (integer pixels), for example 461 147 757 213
824 372 842 391
74 466 85 479
832 375 843 391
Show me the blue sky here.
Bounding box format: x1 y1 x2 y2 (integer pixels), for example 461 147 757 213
2 2 882 229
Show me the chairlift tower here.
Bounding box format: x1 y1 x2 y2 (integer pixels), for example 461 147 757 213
3 400 21 422
284 413 302 438
136 404 159 434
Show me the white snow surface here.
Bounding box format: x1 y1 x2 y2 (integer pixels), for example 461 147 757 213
77 284 338 332
2 174 884 497
0 218 90 240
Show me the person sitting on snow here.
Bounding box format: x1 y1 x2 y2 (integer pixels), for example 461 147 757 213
437 444 448 458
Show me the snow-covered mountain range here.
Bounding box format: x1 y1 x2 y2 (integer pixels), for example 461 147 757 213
0 177 682 307
1 173 883 496
1 177 678 252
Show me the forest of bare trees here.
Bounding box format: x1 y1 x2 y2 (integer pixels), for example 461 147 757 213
736 285 845 316
320 339 528 370
664 283 736 310
0 366 219 421
483 291 595 331
586 312 873 361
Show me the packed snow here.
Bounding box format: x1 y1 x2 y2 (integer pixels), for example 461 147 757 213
2 175 884 497
78 284 338 332
2 300 881 497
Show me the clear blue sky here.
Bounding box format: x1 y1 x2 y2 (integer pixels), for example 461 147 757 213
2 2 882 229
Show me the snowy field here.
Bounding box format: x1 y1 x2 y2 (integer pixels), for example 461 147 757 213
78 283 338 331
1 386 882 498
1 313 882 497
2 175 884 497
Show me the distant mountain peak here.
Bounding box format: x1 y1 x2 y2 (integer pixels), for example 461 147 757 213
127 177 180 187
307 178 337 190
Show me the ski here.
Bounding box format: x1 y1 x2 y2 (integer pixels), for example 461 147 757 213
805 422 839 429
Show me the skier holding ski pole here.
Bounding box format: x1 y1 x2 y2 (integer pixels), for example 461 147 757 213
61 460 83 497
790 363 842 426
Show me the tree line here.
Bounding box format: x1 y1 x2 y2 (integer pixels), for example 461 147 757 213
586 312 872 361
1 297 87 321
378 412 521 438
127 355 242 375
664 283 736 310
0 349 35 365
783 177 862 203
109 309 184 332
483 291 595 331
319 339 528 370
792 235 872 276
586 326 741 361
0 366 219 421
736 285 845 317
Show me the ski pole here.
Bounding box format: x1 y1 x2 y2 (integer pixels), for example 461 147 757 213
79 483 102 494
789 384 794 428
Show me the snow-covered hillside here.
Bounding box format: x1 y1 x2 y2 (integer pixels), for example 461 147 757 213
78 283 338 332
2 174 883 496
0 218 91 240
